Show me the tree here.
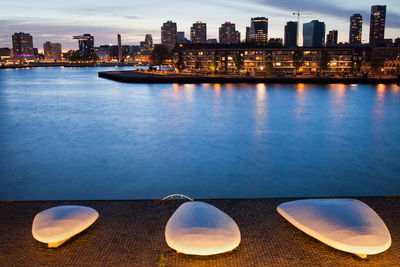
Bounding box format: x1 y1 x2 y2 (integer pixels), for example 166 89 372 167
351 60 361 72
264 55 275 74
233 52 244 74
319 51 330 73
292 50 304 74
371 58 382 74
209 57 218 74
174 51 185 72
194 58 201 70
151 45 170 70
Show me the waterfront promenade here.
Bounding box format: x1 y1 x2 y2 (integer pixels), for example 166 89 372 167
99 70 400 84
1 197 399 266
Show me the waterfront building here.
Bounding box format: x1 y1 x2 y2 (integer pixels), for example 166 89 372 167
140 34 153 54
249 17 268 46
284 21 298 48
96 45 111 61
219 22 240 45
326 30 338 47
73 34 94 57
369 5 386 47
173 46 359 74
268 38 283 47
349 14 362 45
12 32 34 60
0 47 11 63
117 34 122 62
43 41 62 61
303 20 325 47
161 20 177 51
190 21 207 44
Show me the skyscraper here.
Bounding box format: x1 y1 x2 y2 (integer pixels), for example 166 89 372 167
303 20 325 47
190 21 207 44
284 21 298 48
117 34 122 62
326 30 338 47
73 34 94 57
369 5 386 47
349 14 362 45
12 32 34 59
43 41 62 61
245 27 251 43
219 22 240 45
249 17 268 46
161 20 177 51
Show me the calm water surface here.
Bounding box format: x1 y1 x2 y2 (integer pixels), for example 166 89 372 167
0 67 399 200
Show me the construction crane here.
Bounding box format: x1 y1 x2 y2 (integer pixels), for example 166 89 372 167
292 10 312 46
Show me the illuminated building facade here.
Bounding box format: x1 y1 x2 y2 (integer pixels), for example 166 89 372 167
284 21 298 48
173 47 359 74
191 21 207 44
326 30 338 47
161 21 177 51
12 32 34 60
349 14 362 45
303 20 325 48
219 22 240 45
73 34 94 57
43 41 62 61
369 5 386 47
249 17 268 46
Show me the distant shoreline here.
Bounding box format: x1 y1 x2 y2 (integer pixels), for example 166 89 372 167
0 63 142 69
99 70 400 84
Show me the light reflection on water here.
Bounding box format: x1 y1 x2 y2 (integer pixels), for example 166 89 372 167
0 67 400 200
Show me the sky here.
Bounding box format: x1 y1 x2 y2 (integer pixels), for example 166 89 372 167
1 0 399 51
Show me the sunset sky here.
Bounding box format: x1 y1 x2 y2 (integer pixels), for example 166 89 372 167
1 0 399 51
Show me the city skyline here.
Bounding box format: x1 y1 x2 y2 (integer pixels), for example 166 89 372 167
1 0 400 51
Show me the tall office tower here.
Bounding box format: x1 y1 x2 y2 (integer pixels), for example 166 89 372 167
73 34 94 56
43 41 62 61
349 14 362 45
117 34 122 62
303 20 325 47
326 30 338 46
12 32 34 59
145 34 153 48
161 20 177 51
369 5 386 47
249 17 268 46
190 21 207 44
177 32 185 43
284 21 298 48
245 26 251 43
219 22 240 45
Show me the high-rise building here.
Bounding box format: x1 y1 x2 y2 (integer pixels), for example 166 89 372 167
249 17 268 46
161 20 177 51
245 27 251 43
219 22 240 45
284 21 298 48
43 41 62 61
117 34 122 62
73 34 94 57
349 14 362 45
369 5 386 47
190 21 207 44
326 30 338 47
177 32 185 43
303 20 325 47
12 32 34 59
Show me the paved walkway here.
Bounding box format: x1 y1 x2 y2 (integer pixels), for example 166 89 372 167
0 197 399 266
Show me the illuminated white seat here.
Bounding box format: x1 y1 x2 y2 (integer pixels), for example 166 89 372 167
165 201 241 255
277 199 391 258
32 205 99 248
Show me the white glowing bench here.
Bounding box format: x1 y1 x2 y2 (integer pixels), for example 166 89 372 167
277 199 391 258
165 201 241 255
32 205 99 248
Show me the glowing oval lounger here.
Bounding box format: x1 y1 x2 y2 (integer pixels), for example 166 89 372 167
277 199 391 258
32 205 99 248
165 201 241 255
